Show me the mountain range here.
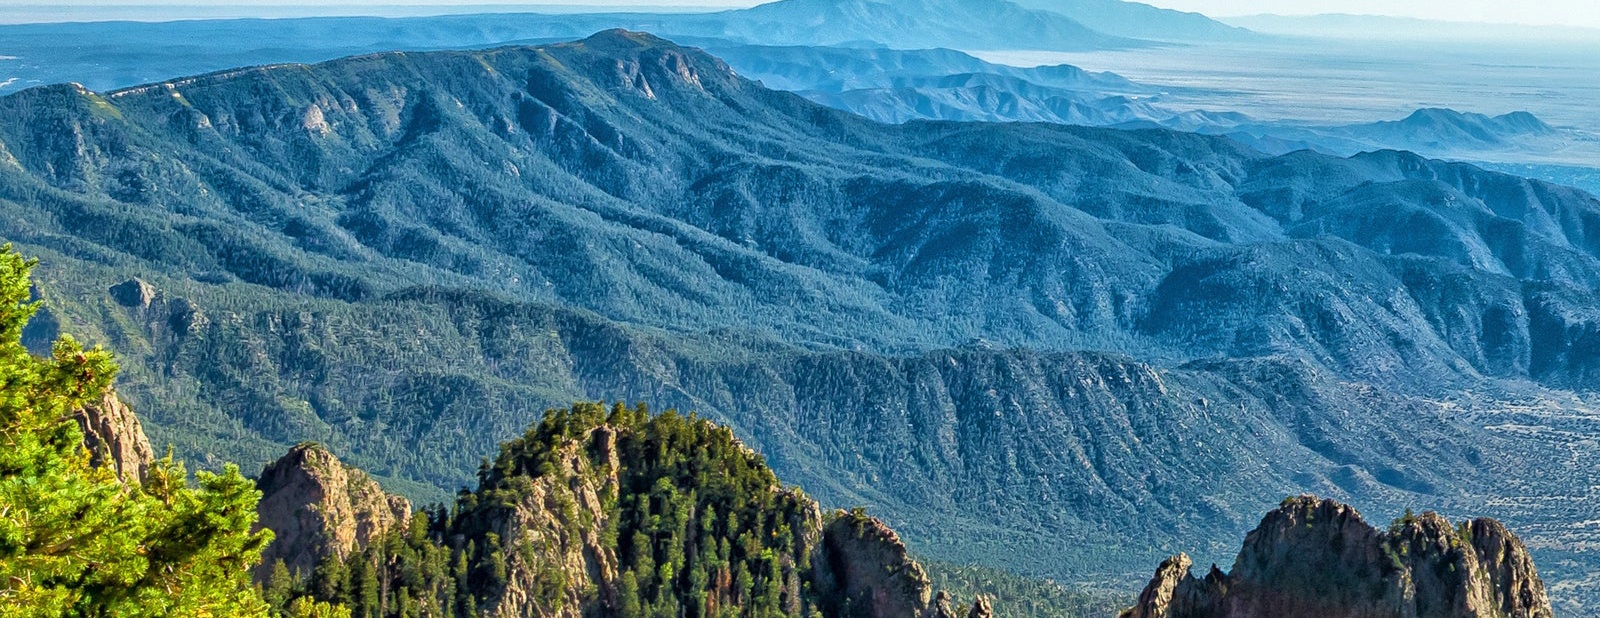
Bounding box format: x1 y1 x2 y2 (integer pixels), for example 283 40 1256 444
0 0 1236 96
1009 0 1253 42
4 30 1600 613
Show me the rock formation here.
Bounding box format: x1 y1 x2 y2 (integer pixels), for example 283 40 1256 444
108 278 155 308
450 425 624 618
816 509 959 618
73 388 156 483
965 594 993 618
253 443 411 580
1123 496 1553 618
247 406 997 618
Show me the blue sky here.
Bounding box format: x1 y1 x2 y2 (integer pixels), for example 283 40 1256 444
1 0 1596 28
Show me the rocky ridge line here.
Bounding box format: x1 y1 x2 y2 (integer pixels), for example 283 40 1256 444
1123 495 1553 618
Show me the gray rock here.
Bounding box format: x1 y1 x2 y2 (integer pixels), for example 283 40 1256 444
108 278 155 308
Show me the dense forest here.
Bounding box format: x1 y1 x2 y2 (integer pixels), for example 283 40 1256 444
268 403 828 618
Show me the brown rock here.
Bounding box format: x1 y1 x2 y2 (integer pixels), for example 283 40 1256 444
816 509 950 618
253 443 412 580
1463 518 1552 618
1122 554 1195 618
1124 496 1554 618
966 594 994 618
74 389 155 483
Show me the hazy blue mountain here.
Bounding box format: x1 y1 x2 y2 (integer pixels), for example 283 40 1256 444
4 31 1600 610
698 42 1144 92
803 74 1152 124
1211 109 1600 187
1010 0 1256 42
728 0 1137 50
1337 108 1556 149
687 41 1172 126
0 0 1141 96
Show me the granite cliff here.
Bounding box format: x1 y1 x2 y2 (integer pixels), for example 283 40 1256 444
1124 496 1553 618
253 443 412 580
73 388 156 483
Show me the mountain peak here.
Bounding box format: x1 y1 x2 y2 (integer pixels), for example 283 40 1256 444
574 28 676 51
254 443 412 580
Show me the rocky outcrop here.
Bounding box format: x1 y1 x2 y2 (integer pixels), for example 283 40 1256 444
966 595 993 618
108 278 155 308
253 443 411 580
249 408 998 618
817 509 977 618
74 389 155 483
452 425 623 618
1123 496 1553 618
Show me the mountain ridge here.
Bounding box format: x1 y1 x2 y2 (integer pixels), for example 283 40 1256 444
5 30 1600 611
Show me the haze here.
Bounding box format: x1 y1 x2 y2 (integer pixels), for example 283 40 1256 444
4 0 1600 29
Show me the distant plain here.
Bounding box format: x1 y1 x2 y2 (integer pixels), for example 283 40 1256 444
974 37 1600 131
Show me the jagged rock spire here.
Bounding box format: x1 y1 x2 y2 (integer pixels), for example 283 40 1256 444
1122 496 1553 618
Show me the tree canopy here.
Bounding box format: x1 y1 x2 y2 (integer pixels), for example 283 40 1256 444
0 245 272 617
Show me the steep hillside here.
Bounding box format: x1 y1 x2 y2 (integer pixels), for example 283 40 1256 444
4 31 1600 609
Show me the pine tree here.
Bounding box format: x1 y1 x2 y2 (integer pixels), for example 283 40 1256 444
0 245 273 617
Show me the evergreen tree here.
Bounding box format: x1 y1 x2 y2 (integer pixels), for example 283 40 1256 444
0 245 272 617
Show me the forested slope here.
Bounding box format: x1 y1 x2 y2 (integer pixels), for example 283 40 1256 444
3 30 1600 606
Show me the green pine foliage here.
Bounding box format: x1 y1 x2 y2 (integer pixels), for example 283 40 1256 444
0 245 272 617
279 403 823 618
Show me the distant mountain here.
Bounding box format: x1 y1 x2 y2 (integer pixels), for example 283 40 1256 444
804 73 1147 124
703 42 1159 125
728 0 1138 50
1212 108 1599 175
0 0 1142 96
5 31 1600 610
699 42 1144 92
1339 108 1556 150
1222 13 1600 42
1012 0 1255 42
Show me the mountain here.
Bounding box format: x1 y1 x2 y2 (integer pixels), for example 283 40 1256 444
253 443 412 581
1123 496 1553 618
728 0 1137 50
805 73 1154 124
698 42 1144 93
5 31 1600 610
1338 108 1557 150
1010 0 1255 42
696 41 1168 126
258 403 1001 618
73 388 157 483
0 0 1141 97
1212 108 1600 180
